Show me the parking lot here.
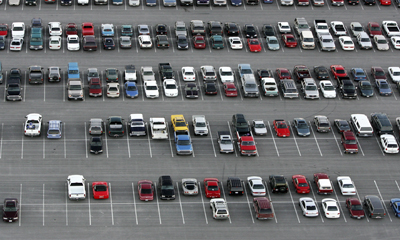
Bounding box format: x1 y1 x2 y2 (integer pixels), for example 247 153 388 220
1 1 400 239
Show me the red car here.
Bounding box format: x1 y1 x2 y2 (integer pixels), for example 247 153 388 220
66 23 78 36
0 23 8 37
193 36 206 49
82 22 95 36
247 38 262 52
292 175 310 194
313 173 333 194
203 178 221 198
367 22 382 37
330 65 347 79
273 119 290 137
379 0 391 5
88 78 102 97
138 180 154 201
297 0 310 5
282 34 297 48
92 182 109 199
341 131 358 154
223 83 238 97
346 198 365 219
275 68 291 79
371 66 387 81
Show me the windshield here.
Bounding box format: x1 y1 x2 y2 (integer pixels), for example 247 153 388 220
70 85 82 90
221 139 232 144
345 140 357 144
176 27 186 31
377 39 387 44
354 27 363 31
91 138 102 146
344 41 353 45
253 184 264 189
327 206 338 211
184 182 196 190
298 183 308 187
13 27 23 31
242 141 255 146
255 124 265 128
380 83 389 89
196 122 206 127
343 184 354 188
143 71 153 76
375 71 384 76
361 38 370 42
297 123 308 129
304 38 313 42
141 188 152 194
166 84 176 89
69 39 78 43
221 71 232 76
146 85 157 90
259 209 272 214
323 39 333 43
351 204 363 211
324 85 334 90
306 206 316 210
207 186 218 191
371 27 380 31
94 185 107 191
306 85 317 90
177 140 191 145
127 86 137 91
48 130 60 134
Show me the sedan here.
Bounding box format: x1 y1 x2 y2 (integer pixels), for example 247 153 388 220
48 22 62 36
337 176 356 195
291 118 310 137
219 67 234 83
338 36 355 51
92 182 109 199
228 37 243 49
314 66 329 80
371 66 387 81
390 36 400 50
277 22 291 33
156 35 170 48
3 198 19 222
144 81 159 98
350 68 367 81
193 36 206 49
373 35 389 51
266 36 280 50
138 180 154 201
176 35 189 50
273 119 290 137
163 79 178 97
67 175 86 200
247 38 262 52
319 80 336 99
103 38 116 50
359 81 374 97
223 83 237 97
376 79 392 96
181 178 199 195
292 175 310 194
124 82 138 98
276 68 291 79
282 34 297 48
210 35 224 49
119 36 132 49
330 65 347 79
299 197 319 217
49 36 61 50
9 37 23 51
182 67 196 81
333 119 351 133
106 83 120 98
138 35 152 49
204 82 217 95
89 136 103 154
67 35 80 51
252 120 267 135
247 176 266 196
0 36 5 50
321 198 340 218
390 198 400 217
138 24 150 35
346 198 365 219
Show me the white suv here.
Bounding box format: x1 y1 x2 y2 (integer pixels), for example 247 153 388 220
380 134 399 154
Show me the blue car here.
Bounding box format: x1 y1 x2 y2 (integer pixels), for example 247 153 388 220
390 198 400 217
351 68 367 81
230 0 242 5
47 120 62 139
376 79 392 96
125 82 139 98
263 0 273 2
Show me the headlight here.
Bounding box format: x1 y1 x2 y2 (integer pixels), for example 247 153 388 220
172 195 175 198
162 195 165 197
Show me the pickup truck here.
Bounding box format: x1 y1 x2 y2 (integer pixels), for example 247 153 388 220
67 78 84 100
171 115 189 133
217 131 234 153
6 68 22 101
159 63 175 80
382 21 400 37
149 118 168 139
330 21 347 36
236 131 257 156
28 66 44 84
175 133 193 155
128 114 147 136
314 20 329 35
192 115 208 136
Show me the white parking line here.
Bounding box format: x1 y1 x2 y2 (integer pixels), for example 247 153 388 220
64 123 66 158
176 71 184 101
198 181 208 224
43 132 45 159
275 0 280 9
105 130 109 158
243 181 255 223
331 130 343 155
352 134 365 156
147 131 152 158
126 123 131 158
65 182 68 226
353 181 369 222
19 184 22 226
84 123 88 158
331 180 347 222
169 26 175 53
0 123 3 159
24 71 27 102
374 134 385 156
219 182 232 223
43 184 45 225
88 182 91 225
131 182 138 224
374 180 392 222
154 182 162 224
395 180 400 193
109 183 114 225
21 124 24 159
166 122 174 157
227 121 238 157
267 121 280 156
207 123 217 157
309 121 323 156
309 180 324 222
264 181 278 223
288 121 301 156
3 71 6 102
176 182 185 224
63 71 66 102
116 26 120 53
287 186 300 223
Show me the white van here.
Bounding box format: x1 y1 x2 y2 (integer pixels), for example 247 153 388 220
300 31 315 49
350 114 373 137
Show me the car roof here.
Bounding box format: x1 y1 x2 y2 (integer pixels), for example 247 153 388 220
48 120 61 129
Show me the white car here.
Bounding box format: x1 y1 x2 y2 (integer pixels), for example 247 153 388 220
373 35 389 51
49 36 61 50
9 37 23 51
380 134 399 154
321 198 340 218
107 83 120 98
101 23 114 37
247 176 266 196
390 36 400 50
141 66 156 82
350 22 364 37
210 198 229 219
138 35 152 48
67 175 86 200
338 36 355 51
67 35 80 51
218 67 234 83
228 37 243 49
337 176 356 195
8 0 20 5
252 120 267 135
299 197 319 217
163 79 178 97
144 81 159 98
261 78 278 96
181 67 196 81
11 22 25 38
24 113 42 136
319 80 336 99
181 178 198 195
330 21 347 36
277 22 291 33
388 67 400 83
48 22 62 36
129 0 140 5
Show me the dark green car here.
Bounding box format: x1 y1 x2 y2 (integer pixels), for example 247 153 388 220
105 68 119 83
121 25 133 37
107 116 124 137
210 35 224 49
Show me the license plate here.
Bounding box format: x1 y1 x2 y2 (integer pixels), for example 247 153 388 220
9 220 12 222
376 216 381 218
235 192 238 194
99 196 104 198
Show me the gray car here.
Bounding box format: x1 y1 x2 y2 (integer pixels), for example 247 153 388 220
252 120 267 135
350 22 364 37
266 36 280 50
141 66 156 82
314 115 331 133
292 118 310 137
175 21 187 37
364 195 386 219
89 118 105 135
138 24 150 35
87 68 99 83
48 66 61 82
318 33 336 51
357 32 372 50
373 35 389 51
119 36 132 49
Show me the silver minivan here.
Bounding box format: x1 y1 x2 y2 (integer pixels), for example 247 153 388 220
300 31 315 49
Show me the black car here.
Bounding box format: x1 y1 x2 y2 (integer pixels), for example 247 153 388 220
338 77 357 99
293 65 311 82
363 0 375 4
244 24 257 38
156 35 169 48
185 83 199 98
314 66 329 80
205 82 217 95
107 116 124 137
83 35 98 51
364 195 386 218
232 114 250 134
269 175 289 193
224 22 240 36
89 136 103 154
0 36 5 50
256 69 273 81
262 24 275 37
370 112 393 135
208 21 223 36
176 35 189 50
3 198 19 222
334 119 351 133
359 81 374 98
159 176 175 200
292 118 311 137
103 37 115 50
155 24 167 35
227 177 244 195
6 68 22 101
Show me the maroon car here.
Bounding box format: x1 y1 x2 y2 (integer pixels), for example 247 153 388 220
83 35 98 51
253 197 274 220
367 22 382 37
193 36 206 49
275 68 291 79
138 180 154 201
346 198 365 219
293 65 311 82
341 131 358 154
66 23 78 36
3 198 18 222
371 66 387 81
88 78 102 97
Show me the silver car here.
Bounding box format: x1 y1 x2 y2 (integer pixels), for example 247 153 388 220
141 66 156 81
280 0 293 5
266 36 280 50
87 68 99 83
357 32 372 50
318 33 336 51
119 36 132 49
48 66 61 82
175 21 187 37
373 35 389 51
89 118 105 135
252 120 267 135
350 22 364 37
138 24 150 35
181 178 198 195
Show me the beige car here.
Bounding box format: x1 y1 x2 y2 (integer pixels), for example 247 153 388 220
106 83 120 98
9 0 21 5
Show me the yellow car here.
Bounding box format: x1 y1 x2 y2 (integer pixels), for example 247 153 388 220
171 115 188 133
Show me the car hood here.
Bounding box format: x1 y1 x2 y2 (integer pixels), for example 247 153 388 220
69 89 83 94
255 128 267 134
297 128 310 135
161 189 174 196
90 144 102 151
3 211 18 218
220 142 234 149
361 89 374 96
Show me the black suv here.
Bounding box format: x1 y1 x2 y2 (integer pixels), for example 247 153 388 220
232 114 250 134
313 66 329 80
159 176 175 200
269 175 288 193
364 195 386 218
370 113 393 135
227 177 244 195
338 77 357 99
208 21 223 36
